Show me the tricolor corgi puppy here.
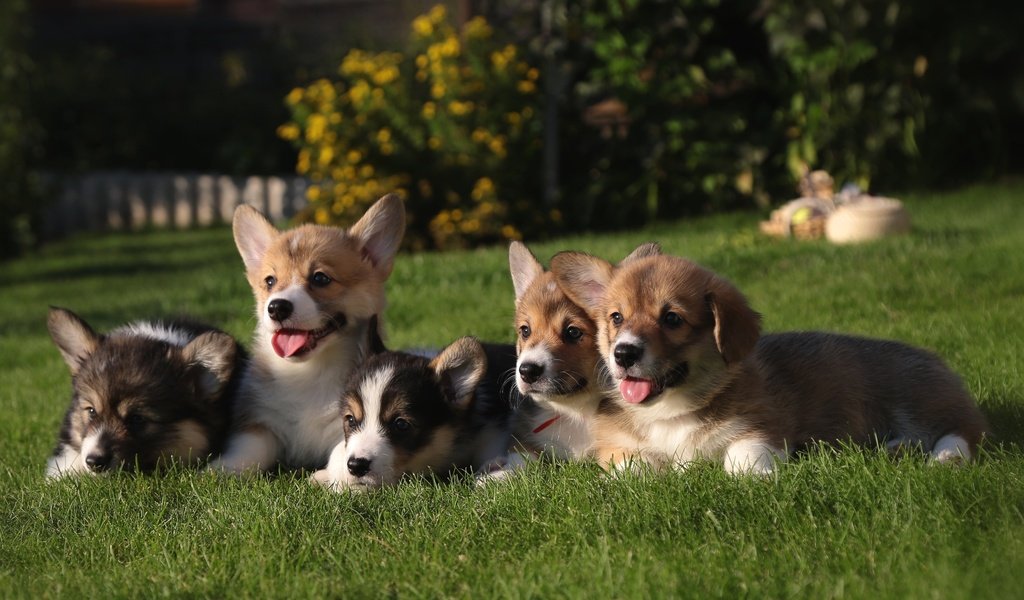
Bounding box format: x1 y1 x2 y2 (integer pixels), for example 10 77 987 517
507 242 658 460
46 308 240 478
552 251 990 474
312 324 518 490
210 194 405 473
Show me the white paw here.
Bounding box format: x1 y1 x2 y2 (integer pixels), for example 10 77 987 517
474 452 528 485
724 438 785 476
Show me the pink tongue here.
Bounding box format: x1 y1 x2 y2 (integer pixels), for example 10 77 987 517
620 377 654 404
272 330 312 358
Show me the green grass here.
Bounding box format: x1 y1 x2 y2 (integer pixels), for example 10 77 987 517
2 182 1023 598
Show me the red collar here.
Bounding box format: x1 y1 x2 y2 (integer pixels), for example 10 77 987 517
532 415 560 434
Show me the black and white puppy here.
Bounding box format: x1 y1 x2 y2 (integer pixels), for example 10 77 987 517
46 307 241 478
312 322 518 490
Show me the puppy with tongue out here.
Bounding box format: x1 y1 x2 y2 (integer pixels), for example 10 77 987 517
209 194 406 475
552 248 989 475
551 247 764 472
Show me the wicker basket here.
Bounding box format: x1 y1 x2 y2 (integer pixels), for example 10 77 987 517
759 214 827 240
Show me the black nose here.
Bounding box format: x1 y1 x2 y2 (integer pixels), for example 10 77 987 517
267 299 293 322
85 452 111 472
518 362 544 384
347 456 371 477
614 343 643 368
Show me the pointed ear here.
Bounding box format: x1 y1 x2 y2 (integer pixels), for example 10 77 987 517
549 251 614 319
366 315 388 355
429 337 486 409
508 241 545 301
349 193 406 277
621 242 661 264
181 331 239 400
232 204 278 273
47 307 101 376
705 276 761 364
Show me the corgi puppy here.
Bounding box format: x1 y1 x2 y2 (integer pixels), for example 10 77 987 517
46 307 240 478
210 194 405 473
552 251 990 474
507 242 658 460
311 324 518 490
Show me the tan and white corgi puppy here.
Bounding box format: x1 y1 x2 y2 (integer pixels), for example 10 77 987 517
552 250 990 474
312 323 518 490
507 242 657 460
210 194 405 473
46 308 241 478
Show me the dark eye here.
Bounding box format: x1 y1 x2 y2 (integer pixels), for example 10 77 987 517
564 325 583 342
84 406 97 419
663 311 684 328
344 414 358 428
311 272 332 287
610 312 623 326
265 275 277 290
391 417 411 432
519 325 531 340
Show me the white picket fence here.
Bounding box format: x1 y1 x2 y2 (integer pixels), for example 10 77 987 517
42 172 310 238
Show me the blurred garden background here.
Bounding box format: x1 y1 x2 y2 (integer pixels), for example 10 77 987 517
2 0 1024 256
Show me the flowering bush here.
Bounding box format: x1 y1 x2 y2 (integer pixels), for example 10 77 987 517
280 5 544 250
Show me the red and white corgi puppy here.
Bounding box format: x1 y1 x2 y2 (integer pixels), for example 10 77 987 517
210 194 405 473
552 250 990 474
312 325 518 490
46 308 240 478
508 242 657 460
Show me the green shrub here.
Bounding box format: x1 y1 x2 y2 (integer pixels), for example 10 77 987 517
0 0 41 257
281 5 544 250
562 0 786 227
762 0 926 190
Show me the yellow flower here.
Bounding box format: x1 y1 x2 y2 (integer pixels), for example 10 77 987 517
412 15 433 38
428 136 441 150
501 225 521 240
505 112 521 126
428 4 447 23
464 16 492 40
315 207 330 224
359 164 375 178
286 87 305 106
422 102 437 119
277 123 300 141
377 128 392 144
491 50 509 71
527 67 539 81
372 66 399 86
307 185 322 201
449 100 474 116
380 143 394 156
488 136 507 158
297 149 311 174
517 80 536 94
440 36 460 58
328 112 342 124
471 128 489 143
471 177 494 201
305 114 327 143
318 146 334 167
348 80 371 104
415 54 429 69
431 82 446 99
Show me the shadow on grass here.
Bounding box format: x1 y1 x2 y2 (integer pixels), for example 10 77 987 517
983 399 1024 445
